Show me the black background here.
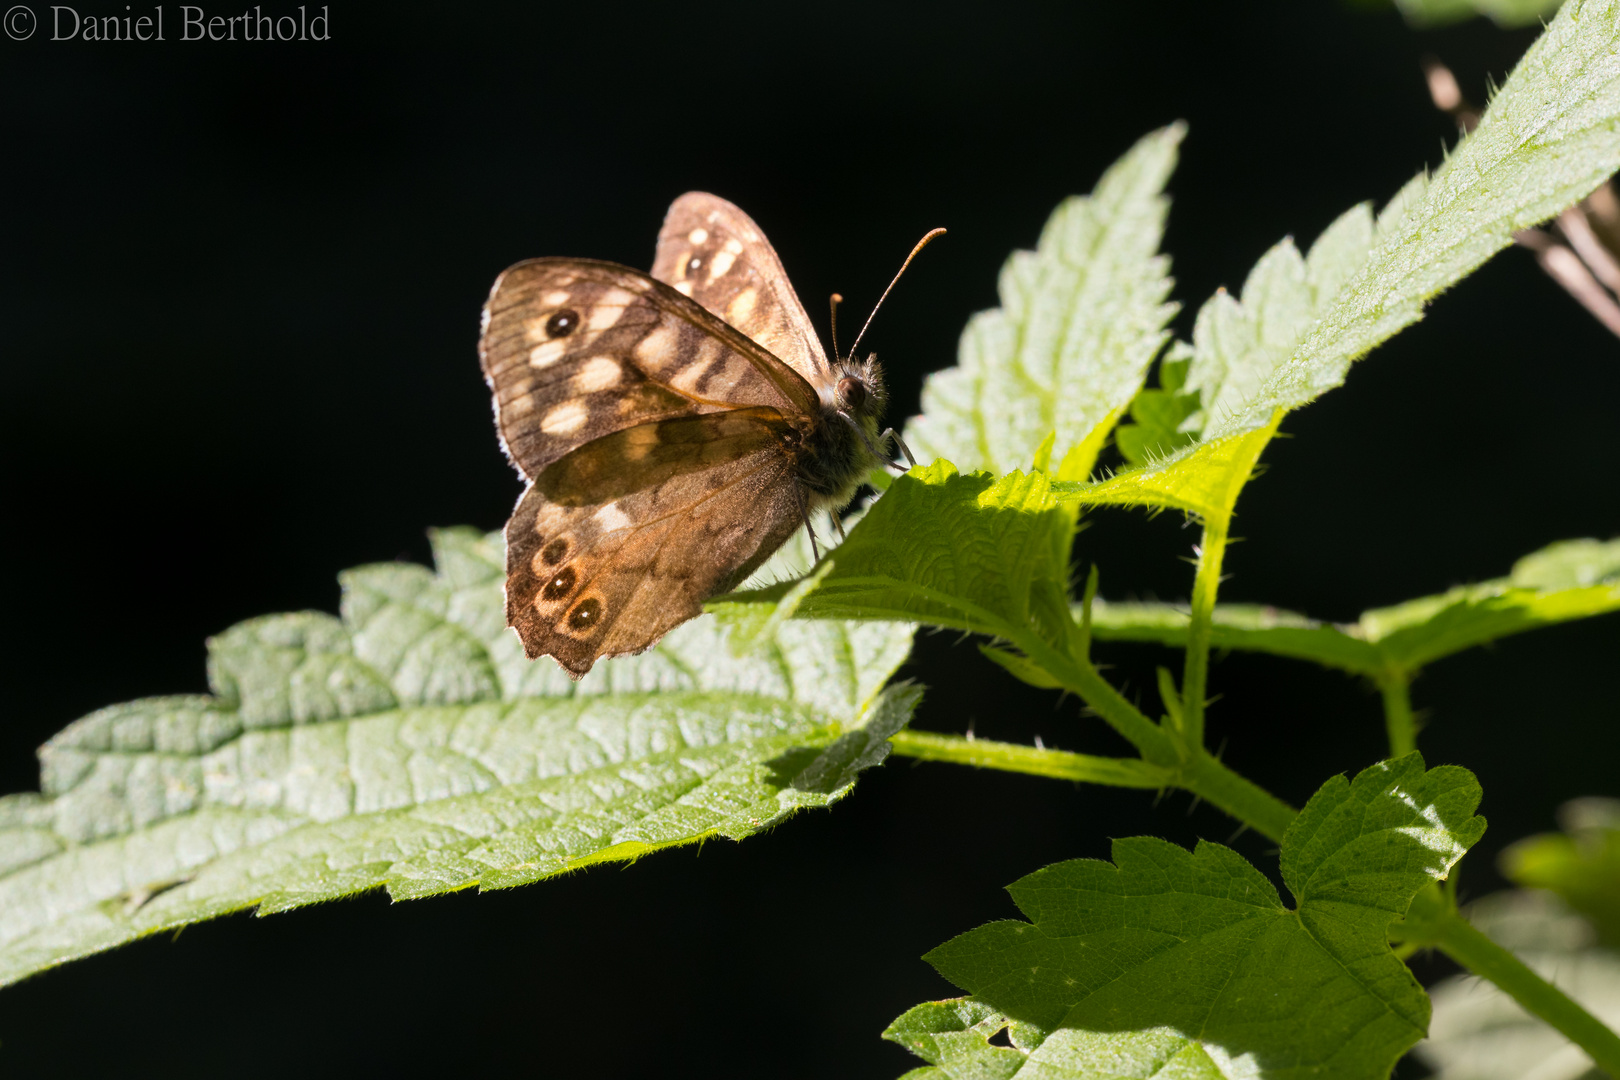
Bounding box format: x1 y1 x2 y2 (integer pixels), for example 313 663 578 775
3 1 1617 1076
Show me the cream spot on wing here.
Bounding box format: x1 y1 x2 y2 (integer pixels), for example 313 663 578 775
588 305 624 332
635 325 678 367
541 400 589 435
728 287 758 323
707 250 736 279
723 238 743 255
574 356 621 393
543 290 571 306
529 340 568 367
687 228 709 245
593 502 633 532
503 393 535 418
624 424 660 460
674 280 693 296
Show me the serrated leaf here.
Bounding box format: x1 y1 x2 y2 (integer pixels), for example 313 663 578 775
893 754 1486 1079
721 461 1074 652
1084 536 1620 677
1062 0 1620 519
1502 797 1620 946
906 125 1182 480
0 529 916 987
1417 890 1620 1080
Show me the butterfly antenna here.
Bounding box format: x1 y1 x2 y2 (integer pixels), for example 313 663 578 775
828 292 844 362
846 227 947 360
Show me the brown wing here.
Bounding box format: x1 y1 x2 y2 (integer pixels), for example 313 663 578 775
652 193 832 385
480 257 821 480
504 408 806 676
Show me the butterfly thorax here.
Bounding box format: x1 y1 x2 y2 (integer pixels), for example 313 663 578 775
799 355 888 510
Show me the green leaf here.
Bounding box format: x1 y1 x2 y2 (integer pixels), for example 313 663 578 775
1417 890 1620 1080
1502 797 1620 947
1114 341 1199 466
906 125 1182 481
1062 0 1620 519
1396 0 1565 30
1085 536 1620 677
722 461 1074 650
0 528 916 987
892 754 1486 1079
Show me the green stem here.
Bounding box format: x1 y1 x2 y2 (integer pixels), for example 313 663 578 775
888 731 1171 788
1176 748 1296 844
1407 904 1620 1076
1181 512 1230 748
1379 671 1416 757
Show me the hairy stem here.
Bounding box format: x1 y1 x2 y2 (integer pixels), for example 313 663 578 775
888 731 1170 788
1176 748 1296 844
1396 895 1620 1076
1180 512 1230 748
1379 672 1417 757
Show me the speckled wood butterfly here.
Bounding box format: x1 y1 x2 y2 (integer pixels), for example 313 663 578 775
479 193 932 678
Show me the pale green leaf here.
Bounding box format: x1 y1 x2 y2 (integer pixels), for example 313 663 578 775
1502 797 1620 946
906 125 1182 480
1062 0 1620 519
1417 890 1620 1080
893 755 1485 1079
0 528 915 987
1084 536 1620 677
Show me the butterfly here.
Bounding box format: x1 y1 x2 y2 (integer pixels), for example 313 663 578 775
479 193 936 678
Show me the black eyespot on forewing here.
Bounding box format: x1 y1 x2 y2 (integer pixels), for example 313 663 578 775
541 538 569 565
545 309 580 338
541 566 576 601
569 597 603 630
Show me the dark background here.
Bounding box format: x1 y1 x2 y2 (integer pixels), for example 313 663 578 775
3 1 1616 1076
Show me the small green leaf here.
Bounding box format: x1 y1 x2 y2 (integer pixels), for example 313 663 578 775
1396 0 1564 29
1502 797 1620 947
906 125 1182 481
722 461 1073 649
893 755 1486 1079
1084 536 1620 677
0 528 916 987
1115 341 1198 466
1062 0 1620 520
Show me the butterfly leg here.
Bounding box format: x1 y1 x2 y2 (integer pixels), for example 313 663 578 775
830 511 847 543
799 493 822 563
880 428 917 469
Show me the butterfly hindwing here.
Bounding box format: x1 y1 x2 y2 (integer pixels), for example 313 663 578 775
652 193 831 385
480 257 820 480
504 408 805 675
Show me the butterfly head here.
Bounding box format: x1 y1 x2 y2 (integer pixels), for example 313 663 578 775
829 355 887 425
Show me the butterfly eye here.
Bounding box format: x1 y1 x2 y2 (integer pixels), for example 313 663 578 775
545 309 580 338
836 375 868 413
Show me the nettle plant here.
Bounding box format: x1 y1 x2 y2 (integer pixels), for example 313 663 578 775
6 4 1620 1077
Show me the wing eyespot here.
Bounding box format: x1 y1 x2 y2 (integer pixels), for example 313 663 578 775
541 538 569 565
569 597 603 630
541 565 576 602
545 309 580 338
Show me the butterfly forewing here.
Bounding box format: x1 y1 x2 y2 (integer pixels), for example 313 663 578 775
504 409 804 676
480 257 818 480
652 193 831 385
